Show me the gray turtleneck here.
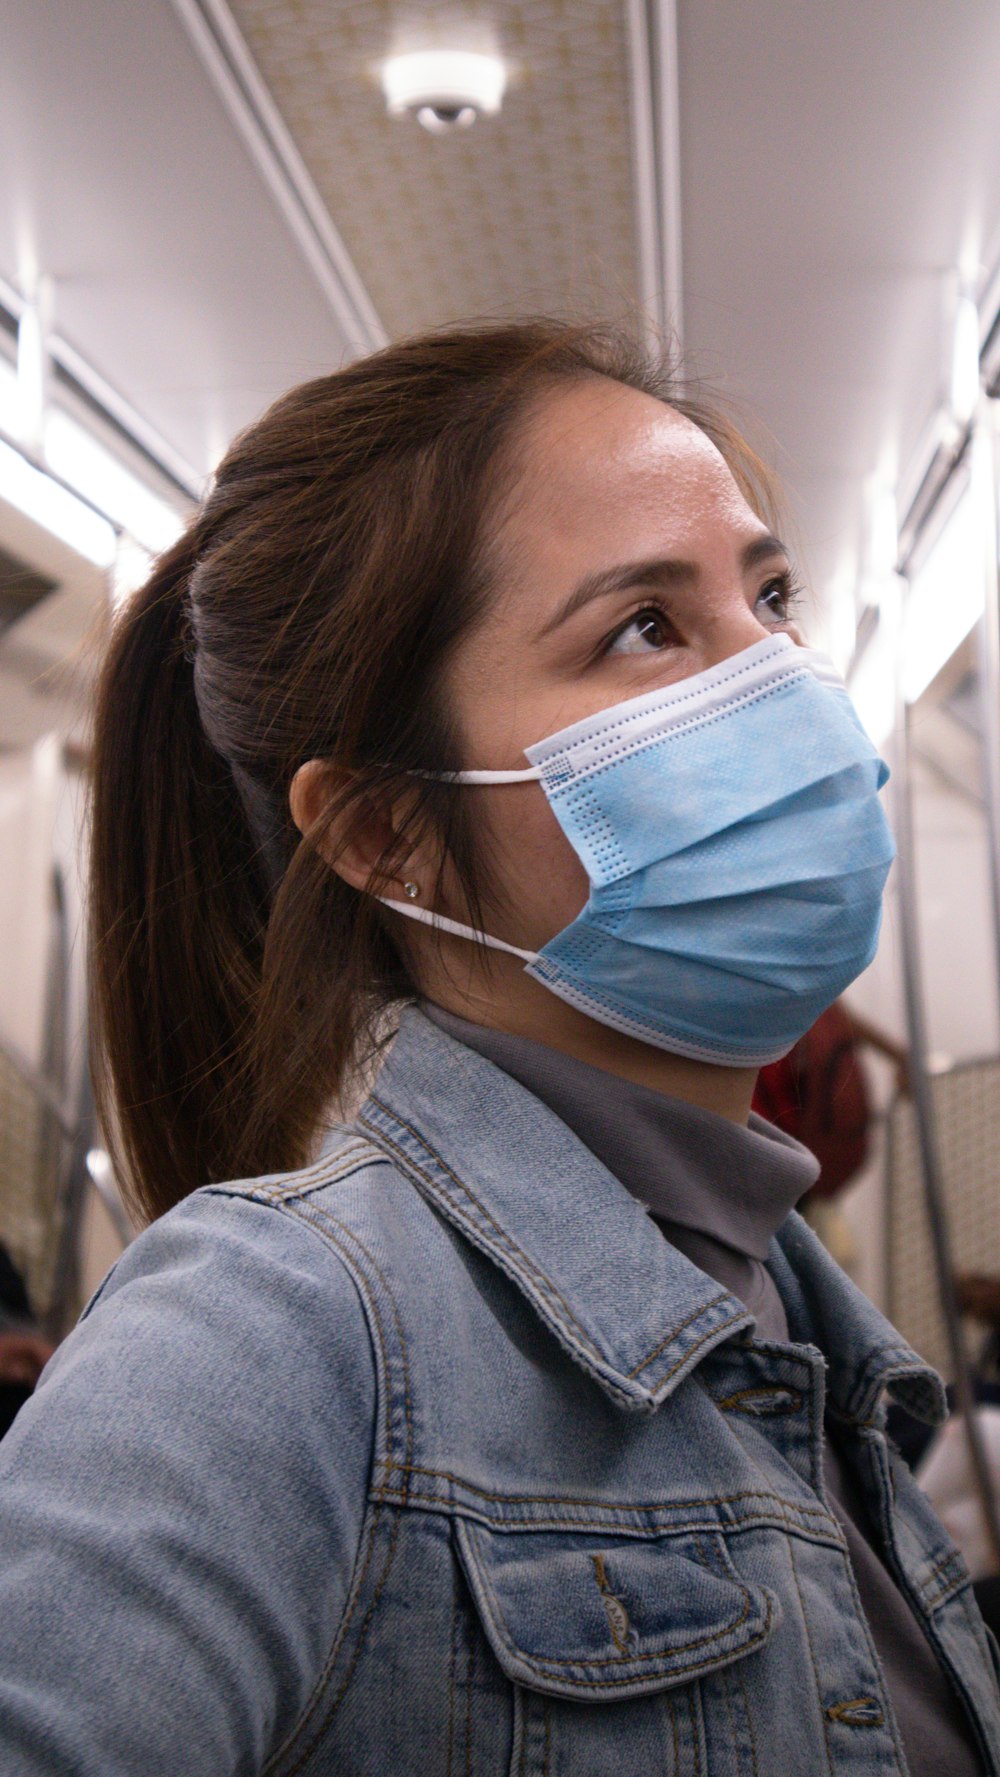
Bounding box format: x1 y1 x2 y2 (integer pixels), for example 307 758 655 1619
422 1000 983 1777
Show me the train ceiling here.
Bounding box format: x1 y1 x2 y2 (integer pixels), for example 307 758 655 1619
4 0 1000 631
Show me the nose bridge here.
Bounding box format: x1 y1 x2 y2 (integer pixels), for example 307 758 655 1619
701 590 769 667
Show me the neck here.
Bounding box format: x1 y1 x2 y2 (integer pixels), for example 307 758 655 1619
420 950 759 1125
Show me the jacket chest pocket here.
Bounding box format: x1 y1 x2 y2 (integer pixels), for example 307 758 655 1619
454 1518 780 1777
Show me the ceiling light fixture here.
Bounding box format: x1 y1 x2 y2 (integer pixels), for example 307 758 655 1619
380 49 506 133
0 273 187 575
902 453 987 705
0 433 116 568
950 290 982 429
849 576 903 748
43 411 183 557
15 282 52 456
0 347 183 567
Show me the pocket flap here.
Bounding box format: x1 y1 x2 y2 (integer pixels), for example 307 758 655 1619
454 1519 779 1702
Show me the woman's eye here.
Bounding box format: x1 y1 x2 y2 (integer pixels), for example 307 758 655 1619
606 607 674 655
755 577 800 625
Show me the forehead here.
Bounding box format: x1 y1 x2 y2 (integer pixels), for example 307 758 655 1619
497 376 752 540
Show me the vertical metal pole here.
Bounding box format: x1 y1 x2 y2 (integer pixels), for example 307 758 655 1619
44 1049 97 1343
893 577 1000 1571
624 0 684 354
651 0 684 352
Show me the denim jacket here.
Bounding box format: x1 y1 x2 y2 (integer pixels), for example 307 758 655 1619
1 1003 999 1775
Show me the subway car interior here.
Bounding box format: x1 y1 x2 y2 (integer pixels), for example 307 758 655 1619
6 2 1000 1770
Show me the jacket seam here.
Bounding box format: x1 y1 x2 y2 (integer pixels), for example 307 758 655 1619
445 1557 459 1777
77 1146 382 1322
827 1435 913 1769
377 1493 849 1546
921 1546 971 1610
262 1145 391 1202
959 1588 1000 1764
250 1192 412 1776
845 1350 944 1422
786 1532 837 1777
642 1308 749 1391
369 1461 834 1517
626 1291 731 1378
736 1656 761 1776
205 1139 383 1204
665 1693 680 1767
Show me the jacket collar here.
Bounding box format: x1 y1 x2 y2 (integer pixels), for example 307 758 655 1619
356 1004 944 1423
768 1216 947 1426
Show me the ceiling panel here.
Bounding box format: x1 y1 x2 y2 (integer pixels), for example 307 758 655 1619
4 0 1000 650
225 0 641 337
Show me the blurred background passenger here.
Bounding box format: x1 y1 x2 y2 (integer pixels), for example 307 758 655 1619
753 996 911 1204
0 1242 54 1438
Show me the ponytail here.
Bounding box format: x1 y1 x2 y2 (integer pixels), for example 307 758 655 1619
90 531 273 1220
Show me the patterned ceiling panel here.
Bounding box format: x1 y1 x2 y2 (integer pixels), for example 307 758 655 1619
226 0 641 340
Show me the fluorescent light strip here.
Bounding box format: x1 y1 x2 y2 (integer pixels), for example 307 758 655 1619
0 274 204 501
902 468 984 705
850 630 896 748
44 411 183 556
0 434 116 567
850 468 984 730
0 350 184 565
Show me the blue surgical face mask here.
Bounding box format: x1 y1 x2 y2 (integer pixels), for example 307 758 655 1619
381 634 896 1067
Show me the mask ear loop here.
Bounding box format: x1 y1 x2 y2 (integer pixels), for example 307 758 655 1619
378 762 544 961
377 896 539 962
420 765 544 784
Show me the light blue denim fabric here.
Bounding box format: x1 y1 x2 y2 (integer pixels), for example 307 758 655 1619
1 1002 999 1775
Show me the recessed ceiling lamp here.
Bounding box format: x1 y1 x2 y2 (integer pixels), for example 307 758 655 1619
380 49 507 133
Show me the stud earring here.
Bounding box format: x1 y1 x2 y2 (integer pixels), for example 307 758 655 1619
404 881 420 899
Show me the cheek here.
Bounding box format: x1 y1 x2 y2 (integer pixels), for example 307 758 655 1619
488 788 589 948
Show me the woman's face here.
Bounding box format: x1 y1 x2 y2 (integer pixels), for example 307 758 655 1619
438 375 804 958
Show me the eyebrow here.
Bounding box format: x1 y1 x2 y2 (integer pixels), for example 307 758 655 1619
535 533 790 639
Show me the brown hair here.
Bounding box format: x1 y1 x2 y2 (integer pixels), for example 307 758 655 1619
89 316 781 1223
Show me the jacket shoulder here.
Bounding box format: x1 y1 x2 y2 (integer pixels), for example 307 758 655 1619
195 1122 423 1265
191 1124 433 1391
203 1123 396 1211
81 1124 396 1327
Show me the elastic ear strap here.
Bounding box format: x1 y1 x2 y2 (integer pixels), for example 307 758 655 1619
428 765 544 784
378 897 539 963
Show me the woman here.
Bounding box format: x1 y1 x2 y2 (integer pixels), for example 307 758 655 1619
0 318 997 1775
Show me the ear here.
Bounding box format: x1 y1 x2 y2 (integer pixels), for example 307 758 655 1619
289 759 438 900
